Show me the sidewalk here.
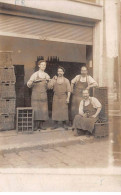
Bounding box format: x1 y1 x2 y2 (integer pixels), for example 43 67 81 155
0 128 95 152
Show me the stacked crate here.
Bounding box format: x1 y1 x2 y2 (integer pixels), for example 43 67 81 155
0 52 16 131
93 87 108 137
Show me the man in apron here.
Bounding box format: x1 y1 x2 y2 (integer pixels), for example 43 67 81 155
73 89 102 136
27 60 50 130
71 66 98 123
48 66 71 130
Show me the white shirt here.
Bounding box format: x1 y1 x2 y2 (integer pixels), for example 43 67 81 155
79 97 102 115
71 75 98 86
27 70 50 88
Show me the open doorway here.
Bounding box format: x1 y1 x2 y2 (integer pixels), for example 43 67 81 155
14 44 93 121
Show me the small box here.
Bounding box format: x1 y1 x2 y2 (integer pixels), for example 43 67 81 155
94 122 109 138
0 83 16 99
0 67 16 83
0 114 15 131
0 99 16 114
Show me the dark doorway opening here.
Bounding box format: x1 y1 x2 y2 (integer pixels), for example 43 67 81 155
14 45 93 120
14 65 32 108
14 65 25 107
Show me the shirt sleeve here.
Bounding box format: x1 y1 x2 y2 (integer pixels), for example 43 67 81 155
88 76 98 86
92 97 102 108
45 73 50 80
71 75 80 84
79 100 84 115
48 78 56 89
27 72 36 88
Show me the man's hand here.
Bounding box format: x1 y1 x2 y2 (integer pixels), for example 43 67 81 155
86 86 90 90
91 114 97 118
66 98 70 104
82 113 87 117
46 78 51 82
53 75 58 80
34 79 42 83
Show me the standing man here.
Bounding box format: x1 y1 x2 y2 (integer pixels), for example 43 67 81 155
49 66 71 130
27 60 50 130
71 66 98 122
73 89 102 136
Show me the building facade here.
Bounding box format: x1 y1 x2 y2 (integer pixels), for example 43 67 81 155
0 0 120 114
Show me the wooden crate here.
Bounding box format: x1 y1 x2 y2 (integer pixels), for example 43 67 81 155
0 114 15 131
0 99 16 114
0 83 16 99
16 107 34 133
93 87 108 120
94 122 109 138
0 67 16 83
0 51 12 67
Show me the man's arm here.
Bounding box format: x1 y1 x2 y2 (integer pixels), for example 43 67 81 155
86 83 97 90
71 75 80 93
91 107 102 118
91 97 102 118
27 73 36 88
66 79 71 103
79 101 87 117
48 76 57 89
86 76 98 90
66 92 71 103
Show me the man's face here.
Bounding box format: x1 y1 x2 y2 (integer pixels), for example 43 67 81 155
38 62 46 71
81 67 87 76
57 68 64 77
83 90 89 100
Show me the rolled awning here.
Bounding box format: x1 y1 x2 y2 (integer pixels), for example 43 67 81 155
0 14 93 45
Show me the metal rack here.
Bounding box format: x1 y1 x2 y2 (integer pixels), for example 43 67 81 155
16 107 34 133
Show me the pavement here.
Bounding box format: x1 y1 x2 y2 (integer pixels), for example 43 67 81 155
0 138 109 168
0 128 96 153
1 120 121 192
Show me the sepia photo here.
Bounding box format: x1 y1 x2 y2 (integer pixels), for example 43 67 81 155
0 0 121 192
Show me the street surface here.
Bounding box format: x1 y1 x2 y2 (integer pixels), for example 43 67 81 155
0 138 109 168
111 116 121 166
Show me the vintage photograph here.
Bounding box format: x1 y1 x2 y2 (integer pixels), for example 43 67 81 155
0 0 121 192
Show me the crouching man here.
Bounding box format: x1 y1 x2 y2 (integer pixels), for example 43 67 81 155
73 89 102 136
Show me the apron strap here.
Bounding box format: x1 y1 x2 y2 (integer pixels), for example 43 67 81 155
37 71 39 79
75 75 81 83
83 98 92 112
83 100 85 112
89 97 94 108
86 75 89 86
56 77 65 84
79 75 88 84
89 97 92 104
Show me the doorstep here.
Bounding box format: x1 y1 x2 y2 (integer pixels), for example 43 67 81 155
0 128 94 153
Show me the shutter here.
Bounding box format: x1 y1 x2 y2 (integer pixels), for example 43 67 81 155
0 14 93 45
